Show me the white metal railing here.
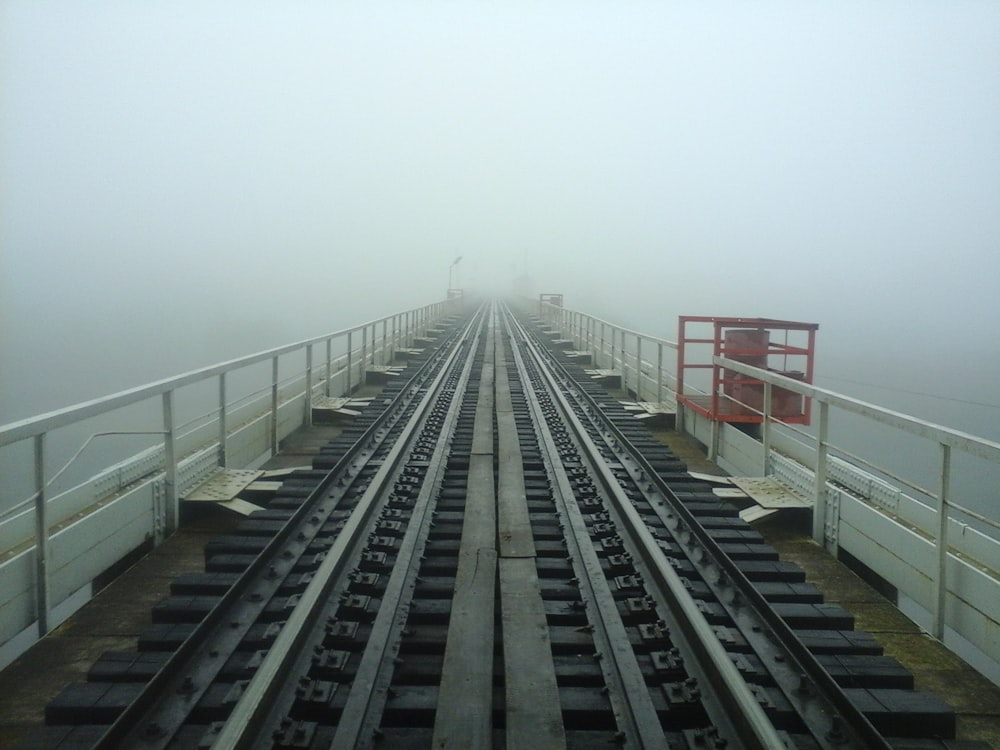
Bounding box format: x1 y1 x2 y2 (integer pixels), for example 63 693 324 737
0 298 457 646
533 300 999 669
715 355 1000 640
537 301 680 405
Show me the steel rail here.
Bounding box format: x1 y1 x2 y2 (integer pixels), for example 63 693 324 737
432 304 498 748
502 311 666 748
507 303 788 749
494 314 566 749
523 308 895 749
210 306 487 750
567 378 894 748
93 310 473 749
329 308 487 750
598 418 894 749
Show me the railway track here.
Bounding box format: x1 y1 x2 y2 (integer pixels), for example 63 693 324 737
32 301 977 749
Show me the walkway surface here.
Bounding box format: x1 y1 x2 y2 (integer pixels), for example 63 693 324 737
653 427 1000 748
1 418 998 748
0 422 342 749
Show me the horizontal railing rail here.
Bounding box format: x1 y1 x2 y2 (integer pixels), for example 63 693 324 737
531 300 999 674
713 355 1000 641
537 301 681 405
0 298 457 656
714 357 1000 462
1 303 447 446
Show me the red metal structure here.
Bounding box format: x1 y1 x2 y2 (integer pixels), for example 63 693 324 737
676 316 818 425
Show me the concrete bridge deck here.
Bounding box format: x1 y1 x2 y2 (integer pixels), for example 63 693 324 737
1 379 998 749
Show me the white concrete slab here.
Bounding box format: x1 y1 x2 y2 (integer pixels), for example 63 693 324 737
730 476 811 509
740 505 779 523
216 498 266 516
621 401 677 417
183 468 263 502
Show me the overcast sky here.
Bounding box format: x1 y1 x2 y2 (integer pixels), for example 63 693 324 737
2 2 999 429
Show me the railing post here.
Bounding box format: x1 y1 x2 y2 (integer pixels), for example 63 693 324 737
812 400 830 545
610 327 616 373
361 326 368 381
600 323 606 369
382 319 388 364
933 442 951 640
325 338 333 397
619 331 626 395
271 356 279 456
616 329 621 381
762 382 772 475
218 373 228 467
33 433 50 637
305 344 314 427
657 342 664 406
636 336 643 401
162 390 177 539
346 330 354 395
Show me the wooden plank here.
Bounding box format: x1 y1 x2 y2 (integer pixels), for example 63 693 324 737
496 412 535 558
494 328 563 748
500 557 566 750
471 320 495 456
432 320 498 750
495 336 535 558
432 459 497 748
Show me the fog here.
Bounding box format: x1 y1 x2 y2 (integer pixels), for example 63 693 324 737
3 1 999 448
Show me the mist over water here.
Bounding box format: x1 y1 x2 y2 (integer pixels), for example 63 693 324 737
3 4 999 517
